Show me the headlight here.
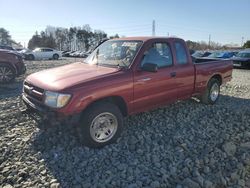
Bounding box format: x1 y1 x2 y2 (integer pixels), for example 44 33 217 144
44 91 71 108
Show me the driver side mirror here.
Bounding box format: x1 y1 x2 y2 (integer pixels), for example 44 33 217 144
141 63 158 72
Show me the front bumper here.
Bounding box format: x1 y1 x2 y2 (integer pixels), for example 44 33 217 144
22 93 60 119
22 93 47 113
21 93 80 124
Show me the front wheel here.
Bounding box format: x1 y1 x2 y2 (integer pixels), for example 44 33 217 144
77 102 123 148
0 64 16 83
200 78 220 105
53 54 59 60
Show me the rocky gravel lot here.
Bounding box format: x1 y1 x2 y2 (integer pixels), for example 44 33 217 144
0 59 250 188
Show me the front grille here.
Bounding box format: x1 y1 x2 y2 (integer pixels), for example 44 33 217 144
23 81 44 102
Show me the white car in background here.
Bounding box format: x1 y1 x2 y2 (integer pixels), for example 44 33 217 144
25 48 62 60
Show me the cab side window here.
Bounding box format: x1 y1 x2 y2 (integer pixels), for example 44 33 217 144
141 42 173 68
174 42 188 65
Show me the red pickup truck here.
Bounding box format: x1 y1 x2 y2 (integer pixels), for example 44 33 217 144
22 37 232 147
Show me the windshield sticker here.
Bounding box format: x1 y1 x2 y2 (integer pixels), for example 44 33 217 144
122 42 138 47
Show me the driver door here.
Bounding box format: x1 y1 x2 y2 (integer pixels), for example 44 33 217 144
133 41 178 113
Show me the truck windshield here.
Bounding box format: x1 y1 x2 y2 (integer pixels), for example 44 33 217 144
85 40 142 68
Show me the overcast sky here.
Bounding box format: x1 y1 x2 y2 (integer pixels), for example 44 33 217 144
1 0 249 47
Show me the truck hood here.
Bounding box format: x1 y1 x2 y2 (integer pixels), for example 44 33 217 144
26 62 120 91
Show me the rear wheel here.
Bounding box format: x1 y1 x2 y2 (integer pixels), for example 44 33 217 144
77 102 123 148
201 78 220 104
53 54 59 60
0 64 16 83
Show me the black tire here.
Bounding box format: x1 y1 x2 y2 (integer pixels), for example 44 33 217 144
53 54 59 60
0 64 16 83
77 102 123 148
200 78 220 105
28 54 35 60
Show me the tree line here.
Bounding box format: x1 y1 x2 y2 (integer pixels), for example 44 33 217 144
185 40 248 51
28 25 120 51
0 28 17 46
28 25 107 51
1 27 250 50
186 40 223 50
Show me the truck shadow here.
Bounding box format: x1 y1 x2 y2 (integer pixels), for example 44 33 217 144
29 94 250 187
0 80 23 99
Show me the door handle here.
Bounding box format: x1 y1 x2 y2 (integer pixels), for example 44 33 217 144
137 78 151 82
170 72 176 77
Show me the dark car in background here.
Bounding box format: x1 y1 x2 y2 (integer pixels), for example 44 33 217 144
208 51 237 59
0 45 15 51
231 50 250 68
0 49 26 83
62 50 75 57
192 51 212 58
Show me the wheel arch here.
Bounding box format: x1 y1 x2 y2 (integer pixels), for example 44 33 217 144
82 96 128 117
209 74 222 85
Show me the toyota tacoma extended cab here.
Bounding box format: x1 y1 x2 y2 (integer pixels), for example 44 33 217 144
22 37 233 147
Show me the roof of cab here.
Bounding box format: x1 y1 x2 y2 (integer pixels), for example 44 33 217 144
110 36 182 42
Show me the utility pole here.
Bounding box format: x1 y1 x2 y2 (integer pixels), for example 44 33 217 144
208 34 211 49
152 20 155 36
241 37 244 47
167 32 169 37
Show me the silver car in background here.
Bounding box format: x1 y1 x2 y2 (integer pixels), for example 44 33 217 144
25 48 62 60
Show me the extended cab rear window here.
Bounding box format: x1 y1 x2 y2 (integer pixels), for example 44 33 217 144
174 42 188 65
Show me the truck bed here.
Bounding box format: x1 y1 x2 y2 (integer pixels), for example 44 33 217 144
193 58 233 94
192 56 225 64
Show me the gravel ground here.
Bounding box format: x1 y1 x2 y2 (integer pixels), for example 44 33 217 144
0 59 250 188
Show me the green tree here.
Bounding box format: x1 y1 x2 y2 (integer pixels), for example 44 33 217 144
0 28 16 45
109 34 119 39
28 31 56 49
243 40 250 48
27 25 108 50
55 28 67 50
28 31 41 49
